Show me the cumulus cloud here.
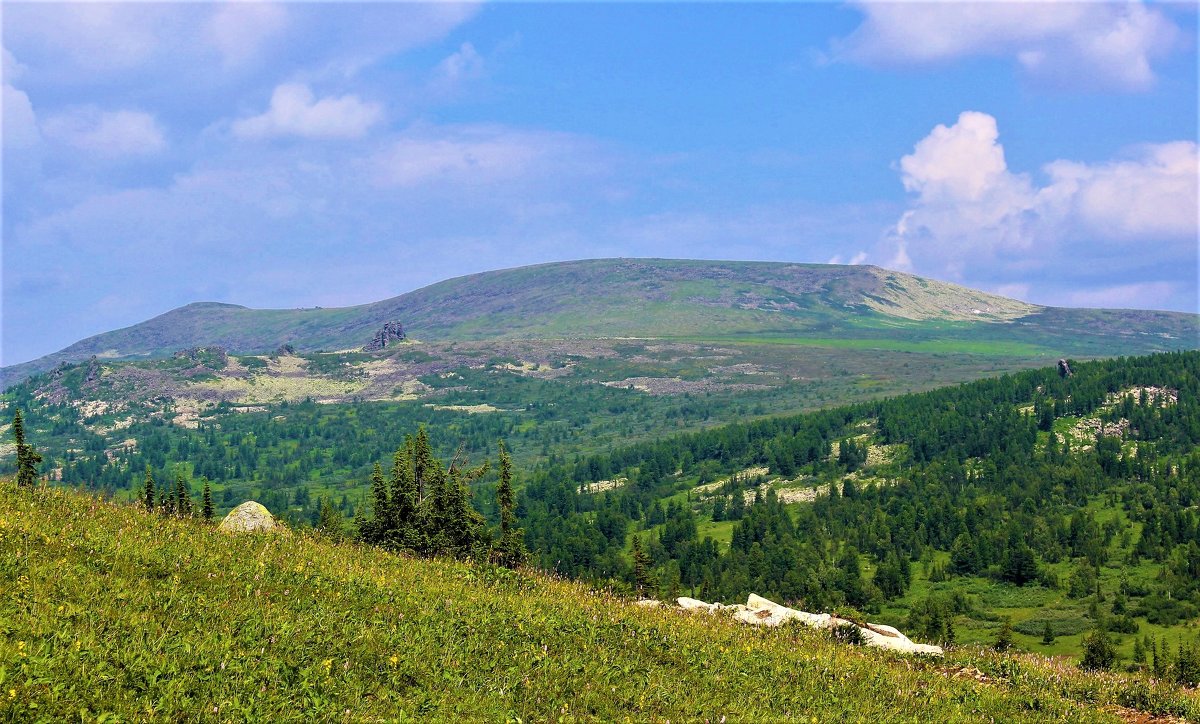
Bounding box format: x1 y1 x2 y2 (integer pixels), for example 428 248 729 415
40 107 166 156
882 111 1198 308
232 83 383 140
834 1 1180 91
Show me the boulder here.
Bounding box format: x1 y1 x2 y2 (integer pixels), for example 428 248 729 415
218 501 277 533
677 597 722 612
671 592 943 656
634 599 662 608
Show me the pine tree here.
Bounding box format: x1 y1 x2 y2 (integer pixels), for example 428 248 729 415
632 536 653 596
202 481 214 521
493 440 527 568
12 409 43 488
142 467 156 512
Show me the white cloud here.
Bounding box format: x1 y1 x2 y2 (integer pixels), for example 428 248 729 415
371 126 595 188
884 111 1198 306
992 283 1030 301
835 1 1180 91
204 3 289 68
1066 281 1176 309
40 107 165 157
232 83 383 140
1043 142 1199 240
3 82 41 150
436 42 485 83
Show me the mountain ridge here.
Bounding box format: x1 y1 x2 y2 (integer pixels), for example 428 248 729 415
4 258 1196 387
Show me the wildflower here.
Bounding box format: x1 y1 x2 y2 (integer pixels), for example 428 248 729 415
389 655 399 666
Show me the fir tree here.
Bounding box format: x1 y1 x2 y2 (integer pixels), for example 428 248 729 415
202 481 214 521
493 440 527 568
142 467 156 512
12 409 43 488
1042 620 1055 645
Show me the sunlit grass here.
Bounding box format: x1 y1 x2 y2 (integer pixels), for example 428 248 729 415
2 482 1197 721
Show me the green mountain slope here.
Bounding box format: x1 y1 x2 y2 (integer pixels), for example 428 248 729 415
2 481 1196 721
5 259 1196 386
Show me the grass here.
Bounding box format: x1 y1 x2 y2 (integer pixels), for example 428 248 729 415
3 482 1199 722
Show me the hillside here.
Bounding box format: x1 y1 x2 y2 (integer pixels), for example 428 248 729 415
4 259 1196 386
2 482 1196 722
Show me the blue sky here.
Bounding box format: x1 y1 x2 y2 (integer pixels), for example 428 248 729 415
3 1 1197 365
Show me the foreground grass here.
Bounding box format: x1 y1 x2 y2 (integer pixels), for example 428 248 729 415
2 483 1197 722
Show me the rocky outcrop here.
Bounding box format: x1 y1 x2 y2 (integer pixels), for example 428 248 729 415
85 356 101 383
1058 359 1073 378
363 322 406 351
276 343 296 356
218 501 277 533
662 593 943 656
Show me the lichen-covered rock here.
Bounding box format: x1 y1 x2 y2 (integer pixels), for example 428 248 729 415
218 501 277 533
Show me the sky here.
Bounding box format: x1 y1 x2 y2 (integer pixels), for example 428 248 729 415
2 1 1197 366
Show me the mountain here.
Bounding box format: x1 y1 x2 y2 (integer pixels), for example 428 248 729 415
5 258 1196 387
4 480 1196 721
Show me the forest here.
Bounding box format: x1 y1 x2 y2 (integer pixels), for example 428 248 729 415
4 350 1200 672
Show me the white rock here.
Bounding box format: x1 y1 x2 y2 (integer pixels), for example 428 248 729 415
218 501 277 533
677 597 721 612
634 599 662 608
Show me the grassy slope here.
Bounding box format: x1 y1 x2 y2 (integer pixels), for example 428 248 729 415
5 259 1196 385
2 483 1198 722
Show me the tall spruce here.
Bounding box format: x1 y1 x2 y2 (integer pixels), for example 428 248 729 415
12 409 43 488
632 536 653 595
359 463 389 544
390 442 420 550
493 441 526 568
142 467 156 512
202 481 214 521
174 470 192 517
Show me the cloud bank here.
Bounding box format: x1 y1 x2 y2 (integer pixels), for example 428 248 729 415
835 1 1181 91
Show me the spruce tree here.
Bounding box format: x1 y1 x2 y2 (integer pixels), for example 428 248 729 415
173 470 191 517
12 409 43 488
493 441 527 568
202 481 214 521
142 467 156 512
994 618 1014 652
1042 620 1055 645
390 443 420 550
632 536 653 596
317 497 343 538
360 463 389 544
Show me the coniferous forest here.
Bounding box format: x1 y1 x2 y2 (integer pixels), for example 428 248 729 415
5 351 1200 673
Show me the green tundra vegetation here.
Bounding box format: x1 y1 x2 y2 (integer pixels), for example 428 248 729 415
2 481 1199 721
